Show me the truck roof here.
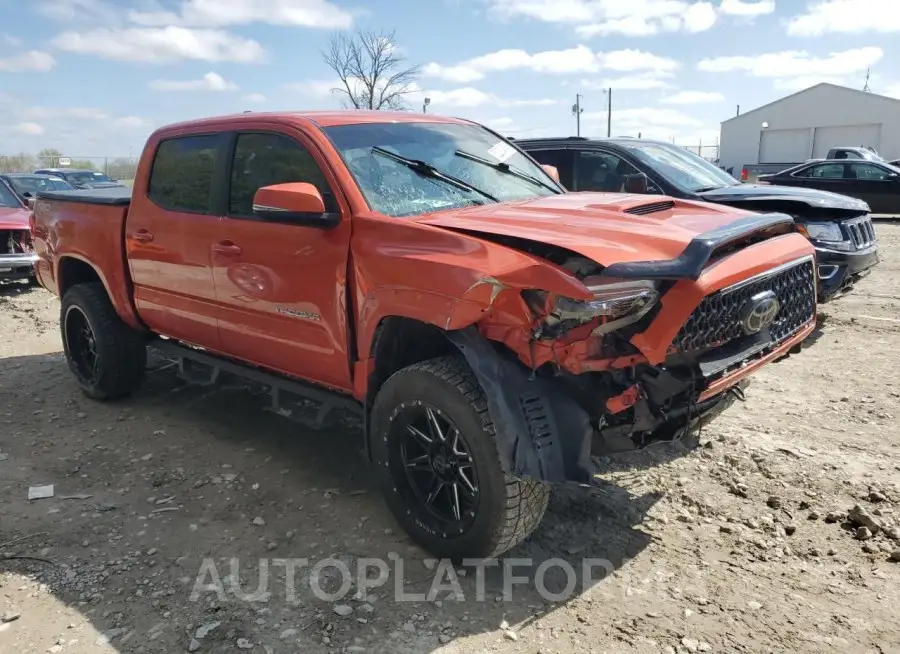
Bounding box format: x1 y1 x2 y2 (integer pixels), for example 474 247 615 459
156 110 473 134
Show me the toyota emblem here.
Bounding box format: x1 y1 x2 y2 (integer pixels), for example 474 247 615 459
739 290 781 335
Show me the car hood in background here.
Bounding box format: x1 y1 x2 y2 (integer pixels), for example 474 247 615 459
698 183 869 213
0 206 31 230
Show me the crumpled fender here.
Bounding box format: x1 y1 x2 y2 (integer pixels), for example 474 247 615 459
352 214 591 360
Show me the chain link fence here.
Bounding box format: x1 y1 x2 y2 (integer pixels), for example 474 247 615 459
0 155 140 183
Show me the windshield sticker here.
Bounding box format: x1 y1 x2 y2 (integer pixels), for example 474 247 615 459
487 142 516 163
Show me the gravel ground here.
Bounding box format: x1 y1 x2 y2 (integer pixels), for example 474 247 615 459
1 223 899 654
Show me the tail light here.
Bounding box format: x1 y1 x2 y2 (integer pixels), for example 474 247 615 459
740 167 748 182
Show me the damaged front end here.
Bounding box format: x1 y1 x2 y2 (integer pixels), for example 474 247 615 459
445 220 816 487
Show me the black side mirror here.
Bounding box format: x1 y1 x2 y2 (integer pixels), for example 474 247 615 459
623 173 649 194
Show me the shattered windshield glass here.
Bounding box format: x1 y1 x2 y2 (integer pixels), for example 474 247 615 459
324 121 561 218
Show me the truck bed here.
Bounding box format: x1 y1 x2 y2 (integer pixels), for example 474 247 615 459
36 186 132 206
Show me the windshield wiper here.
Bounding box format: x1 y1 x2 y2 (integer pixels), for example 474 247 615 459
370 147 498 203
454 149 560 194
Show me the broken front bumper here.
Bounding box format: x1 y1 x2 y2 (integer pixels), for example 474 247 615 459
0 253 38 281
451 233 817 486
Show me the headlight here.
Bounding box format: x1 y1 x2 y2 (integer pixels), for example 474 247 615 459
800 222 843 242
523 280 659 337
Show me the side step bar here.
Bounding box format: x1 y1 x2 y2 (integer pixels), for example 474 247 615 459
151 339 362 430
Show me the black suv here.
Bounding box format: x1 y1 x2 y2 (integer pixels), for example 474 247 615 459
515 137 880 303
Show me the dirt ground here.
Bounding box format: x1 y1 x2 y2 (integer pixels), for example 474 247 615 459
2 224 900 654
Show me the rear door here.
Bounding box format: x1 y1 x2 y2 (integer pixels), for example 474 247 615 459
212 128 354 391
127 133 227 347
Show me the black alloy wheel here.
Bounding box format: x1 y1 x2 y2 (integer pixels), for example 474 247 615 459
390 402 480 537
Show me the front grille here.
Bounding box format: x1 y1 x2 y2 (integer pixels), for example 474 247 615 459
845 216 876 249
624 201 674 215
674 258 815 352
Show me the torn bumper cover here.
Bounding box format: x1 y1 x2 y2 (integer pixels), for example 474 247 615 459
446 229 817 486
447 327 748 485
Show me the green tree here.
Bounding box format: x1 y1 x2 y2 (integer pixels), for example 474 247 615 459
37 148 63 167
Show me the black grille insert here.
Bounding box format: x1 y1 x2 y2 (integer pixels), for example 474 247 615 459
845 216 876 249
674 258 815 352
624 201 675 215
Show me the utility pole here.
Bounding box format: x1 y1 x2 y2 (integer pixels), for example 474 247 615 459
423 97 430 113
605 88 612 137
571 94 584 136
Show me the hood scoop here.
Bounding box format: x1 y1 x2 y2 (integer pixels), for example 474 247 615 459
624 200 675 216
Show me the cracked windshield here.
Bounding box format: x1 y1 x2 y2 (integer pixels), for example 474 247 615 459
326 122 559 217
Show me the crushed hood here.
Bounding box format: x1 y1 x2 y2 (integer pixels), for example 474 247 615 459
416 192 781 267
698 183 869 213
0 206 30 230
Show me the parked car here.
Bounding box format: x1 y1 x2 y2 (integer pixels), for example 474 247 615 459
0 173 75 206
33 111 817 559
0 178 38 284
757 159 900 214
516 137 879 302
33 168 124 190
740 146 888 182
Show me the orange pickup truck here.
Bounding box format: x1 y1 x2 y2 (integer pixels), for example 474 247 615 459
32 111 817 559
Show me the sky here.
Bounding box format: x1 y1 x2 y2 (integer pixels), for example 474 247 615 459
1 0 898 159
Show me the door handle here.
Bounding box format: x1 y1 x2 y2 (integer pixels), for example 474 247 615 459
132 229 154 243
212 241 242 255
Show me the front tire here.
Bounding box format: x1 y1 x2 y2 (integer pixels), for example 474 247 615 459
371 356 549 560
60 282 147 400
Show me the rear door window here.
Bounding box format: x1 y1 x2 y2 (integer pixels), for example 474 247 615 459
148 134 223 214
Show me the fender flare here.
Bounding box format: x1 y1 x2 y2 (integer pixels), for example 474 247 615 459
445 326 595 485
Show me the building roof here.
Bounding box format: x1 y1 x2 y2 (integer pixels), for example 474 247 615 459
721 82 900 125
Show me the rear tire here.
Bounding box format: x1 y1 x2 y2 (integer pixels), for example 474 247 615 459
371 355 549 560
60 282 147 400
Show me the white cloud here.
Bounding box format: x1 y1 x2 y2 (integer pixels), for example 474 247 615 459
486 0 721 36
128 0 357 29
772 75 848 91
785 0 900 37
660 90 725 104
22 107 108 120
0 51 56 72
582 107 708 140
113 116 152 129
420 87 558 109
242 93 268 103
424 46 678 82
149 72 238 91
697 47 883 81
1 34 23 46
580 73 676 90
290 79 557 109
14 122 45 136
719 0 775 16
52 27 266 63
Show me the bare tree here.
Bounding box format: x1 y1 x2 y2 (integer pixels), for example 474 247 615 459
323 29 420 110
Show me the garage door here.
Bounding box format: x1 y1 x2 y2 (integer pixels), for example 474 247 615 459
811 123 881 158
759 128 811 164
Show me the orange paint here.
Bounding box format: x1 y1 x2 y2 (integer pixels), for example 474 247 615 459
31 109 816 409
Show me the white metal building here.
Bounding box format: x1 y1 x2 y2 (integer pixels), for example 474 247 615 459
718 83 900 173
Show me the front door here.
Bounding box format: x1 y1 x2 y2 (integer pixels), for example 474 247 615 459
845 162 900 213
128 133 227 347
212 129 354 391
